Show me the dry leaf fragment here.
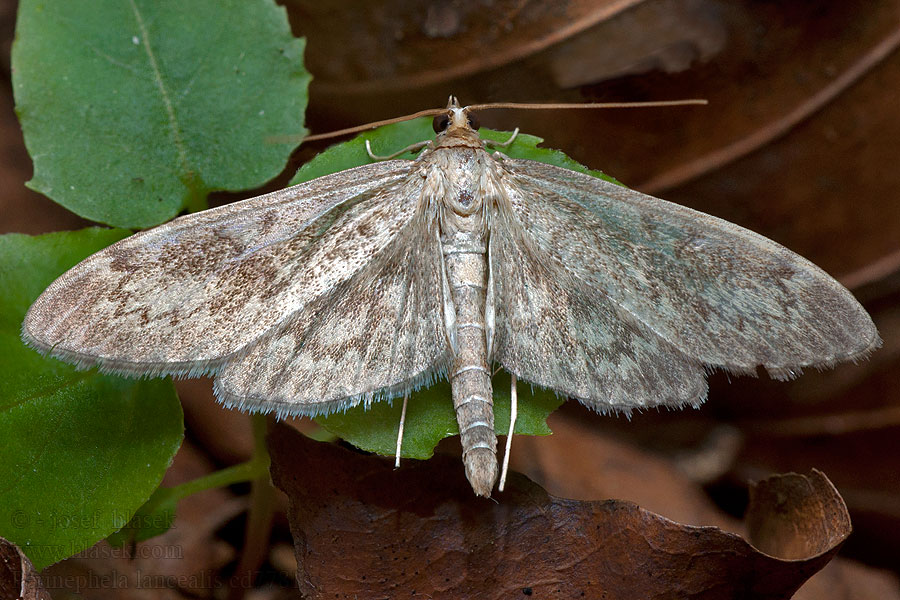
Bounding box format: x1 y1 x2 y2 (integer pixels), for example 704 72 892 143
268 423 851 600
0 536 51 600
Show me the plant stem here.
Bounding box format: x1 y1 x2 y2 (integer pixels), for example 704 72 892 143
133 439 270 524
227 414 276 600
165 454 269 501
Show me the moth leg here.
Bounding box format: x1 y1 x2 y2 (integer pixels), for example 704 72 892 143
486 127 520 150
366 139 430 161
395 392 409 469
498 373 517 492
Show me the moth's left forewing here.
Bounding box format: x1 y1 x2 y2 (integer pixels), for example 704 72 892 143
215 212 451 417
22 161 416 376
494 158 879 382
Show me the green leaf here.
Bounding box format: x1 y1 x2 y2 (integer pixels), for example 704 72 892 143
291 119 436 185
480 128 624 186
307 119 615 459
108 448 271 546
13 0 310 228
0 229 183 570
318 375 564 459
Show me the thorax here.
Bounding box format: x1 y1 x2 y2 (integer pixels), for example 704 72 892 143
419 146 502 240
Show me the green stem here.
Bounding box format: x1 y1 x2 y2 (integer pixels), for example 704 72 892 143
166 453 269 501
227 414 275 600
135 444 269 521
183 179 207 214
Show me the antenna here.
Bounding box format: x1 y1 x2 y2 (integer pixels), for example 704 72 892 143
280 99 708 144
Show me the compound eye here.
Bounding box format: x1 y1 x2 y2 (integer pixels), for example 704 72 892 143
466 113 480 130
432 113 451 133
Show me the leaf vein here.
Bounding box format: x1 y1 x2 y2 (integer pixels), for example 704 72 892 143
128 0 192 185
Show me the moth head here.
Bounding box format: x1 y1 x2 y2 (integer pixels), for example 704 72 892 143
432 104 480 136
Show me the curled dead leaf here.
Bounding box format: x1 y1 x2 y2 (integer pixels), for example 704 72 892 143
0 536 51 600
268 423 851 599
747 471 851 561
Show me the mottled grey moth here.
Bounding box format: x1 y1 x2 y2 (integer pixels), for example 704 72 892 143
22 98 880 497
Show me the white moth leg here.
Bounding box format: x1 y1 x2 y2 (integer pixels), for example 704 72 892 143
366 139 430 161
395 392 409 469
499 373 517 492
487 127 520 150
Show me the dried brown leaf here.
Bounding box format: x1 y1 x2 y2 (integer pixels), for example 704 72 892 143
508 414 738 529
291 0 644 95
498 410 899 599
0 536 51 600
269 423 851 599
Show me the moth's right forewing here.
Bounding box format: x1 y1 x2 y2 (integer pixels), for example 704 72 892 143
499 159 879 377
489 213 707 412
22 161 416 376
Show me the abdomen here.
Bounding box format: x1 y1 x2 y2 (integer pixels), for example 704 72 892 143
442 228 497 496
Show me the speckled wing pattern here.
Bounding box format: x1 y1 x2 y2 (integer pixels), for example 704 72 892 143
490 158 880 413
490 215 707 413
215 220 450 417
22 160 427 385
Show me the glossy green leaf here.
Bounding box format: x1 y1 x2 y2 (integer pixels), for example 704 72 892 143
0 229 183 569
13 0 309 228
481 128 624 185
291 119 435 184
318 375 564 459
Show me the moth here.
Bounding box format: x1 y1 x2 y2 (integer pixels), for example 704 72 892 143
22 98 879 497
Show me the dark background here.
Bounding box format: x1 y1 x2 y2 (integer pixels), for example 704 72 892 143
3 1 899 597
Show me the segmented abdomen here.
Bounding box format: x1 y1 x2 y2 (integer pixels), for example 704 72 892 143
442 230 497 496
